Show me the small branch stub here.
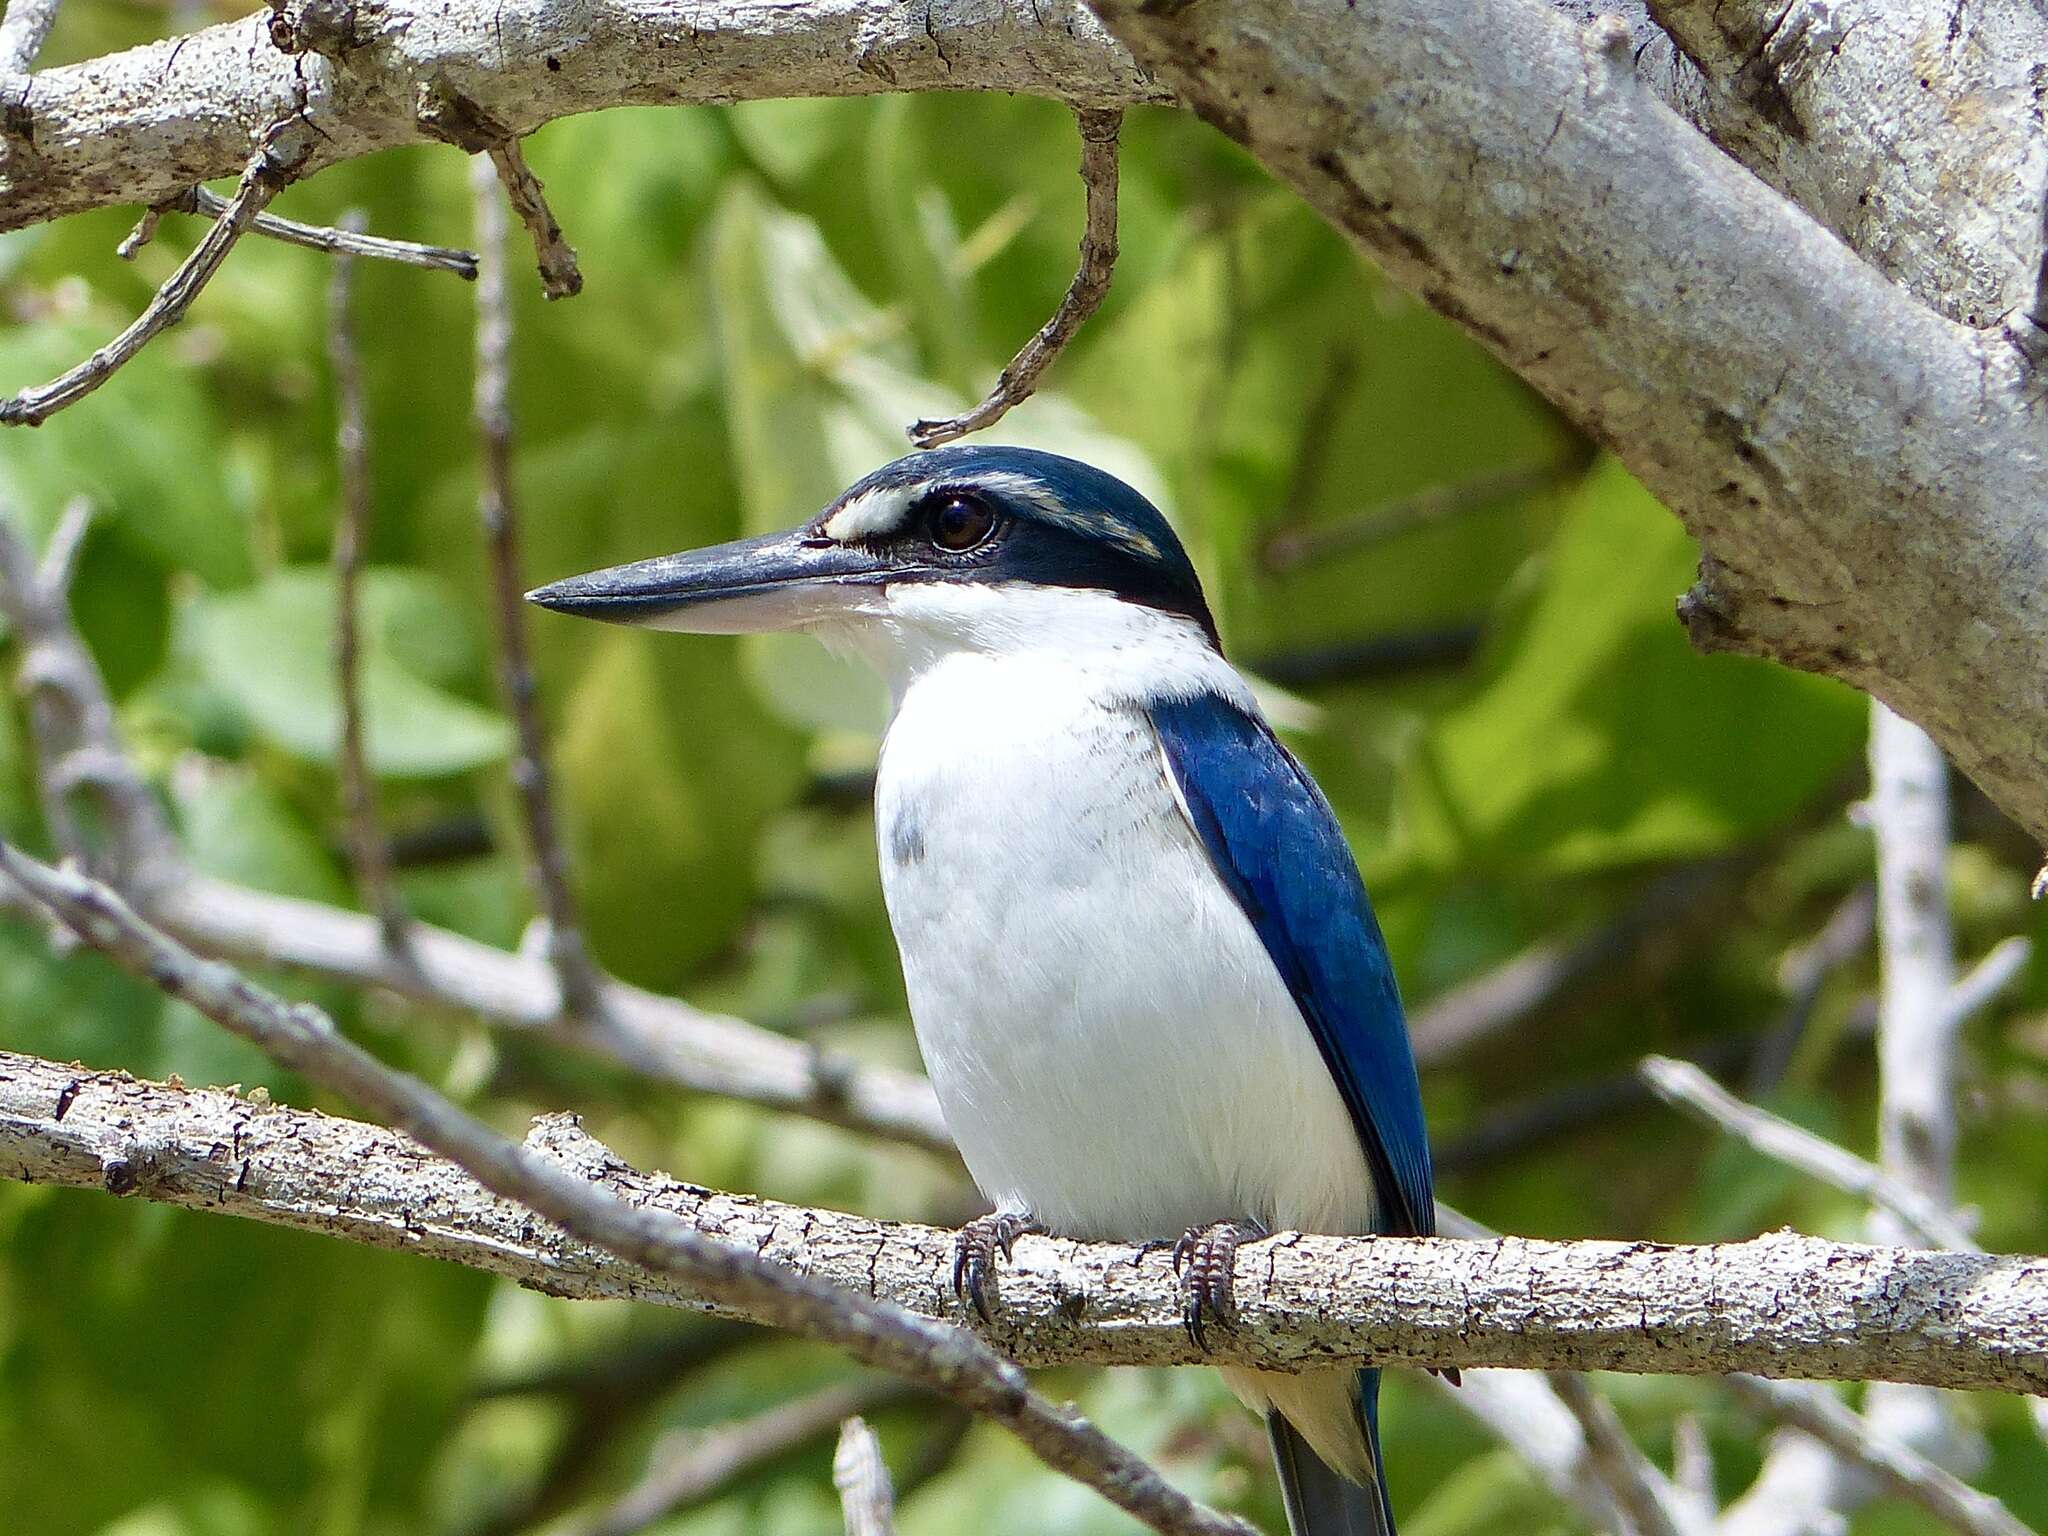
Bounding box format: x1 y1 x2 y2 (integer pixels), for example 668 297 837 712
908 107 1121 447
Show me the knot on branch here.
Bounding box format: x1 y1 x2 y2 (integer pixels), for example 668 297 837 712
266 0 367 58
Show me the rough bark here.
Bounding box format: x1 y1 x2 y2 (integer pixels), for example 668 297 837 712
4 1048 2046 1392
1085 0 2048 844
0 0 1166 232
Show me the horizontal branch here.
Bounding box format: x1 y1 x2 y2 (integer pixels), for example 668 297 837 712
4 1047 2045 1392
0 0 1167 232
143 872 951 1152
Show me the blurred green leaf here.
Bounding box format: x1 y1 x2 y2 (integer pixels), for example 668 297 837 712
188 566 511 778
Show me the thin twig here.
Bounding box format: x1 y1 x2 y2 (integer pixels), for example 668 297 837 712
559 1381 910 1536
0 119 314 425
470 154 605 1023
328 211 412 955
1641 1055 1979 1251
1261 459 1580 572
1726 1377 2035 1536
0 847 1254 1536
908 108 1121 447
834 1415 897 1536
483 143 581 299
119 186 477 277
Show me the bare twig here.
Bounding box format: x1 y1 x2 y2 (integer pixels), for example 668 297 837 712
1726 1376 2035 1536
0 851 1254 1536
482 144 581 300
559 1381 910 1536
6 1046 2048 1390
834 1415 897 1536
1261 460 1579 572
0 508 171 884
470 155 605 1023
119 186 478 278
0 119 314 426
327 211 410 955
907 107 1121 447
1640 1055 1980 1252
1245 623 1484 689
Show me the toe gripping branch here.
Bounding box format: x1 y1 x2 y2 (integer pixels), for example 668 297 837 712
952 1210 1045 1323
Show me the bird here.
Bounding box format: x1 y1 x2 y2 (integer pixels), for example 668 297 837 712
528 445 1438 1536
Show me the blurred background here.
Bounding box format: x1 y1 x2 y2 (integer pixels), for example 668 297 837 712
3 5 2047 1533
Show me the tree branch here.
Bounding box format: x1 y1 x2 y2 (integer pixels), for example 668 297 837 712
834 1414 897 1536
0 118 315 424
3 1045 2046 1392
119 186 478 278
0 845 1254 1536
1084 0 2048 845
908 106 1121 447
471 154 606 1023
1726 1375 2035 1536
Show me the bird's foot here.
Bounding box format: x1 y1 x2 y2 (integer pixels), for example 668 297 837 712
952 1209 1045 1323
1172 1220 1257 1352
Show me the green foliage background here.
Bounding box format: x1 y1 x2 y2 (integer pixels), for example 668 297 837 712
4 10 2048 1532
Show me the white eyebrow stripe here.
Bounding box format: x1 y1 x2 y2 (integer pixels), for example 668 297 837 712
821 486 915 542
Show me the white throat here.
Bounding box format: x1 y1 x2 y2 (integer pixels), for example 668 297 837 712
815 582 1248 713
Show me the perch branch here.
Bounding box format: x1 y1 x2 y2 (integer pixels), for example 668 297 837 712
908 107 1121 447
2 1047 2046 1391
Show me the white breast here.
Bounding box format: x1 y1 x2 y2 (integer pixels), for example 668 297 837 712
862 591 1377 1244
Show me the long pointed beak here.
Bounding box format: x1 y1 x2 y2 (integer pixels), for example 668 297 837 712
525 529 890 634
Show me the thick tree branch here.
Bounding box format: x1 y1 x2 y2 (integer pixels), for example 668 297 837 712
0 0 1167 233
1085 0 2048 845
3 1047 2046 1393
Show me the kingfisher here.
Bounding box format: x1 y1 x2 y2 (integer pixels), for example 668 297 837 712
529 446 1437 1536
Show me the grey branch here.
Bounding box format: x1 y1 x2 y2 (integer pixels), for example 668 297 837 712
0 511 172 884
3 1046 2047 1393
1544 1372 1699 1536
1640 1056 1980 1253
908 107 1122 448
1727 1376 2036 1536
563 1380 910 1536
471 154 605 1023
0 119 314 426
0 848 1254 1536
834 1415 897 1536
1260 461 1577 573
120 186 478 278
0 0 59 74
327 211 412 954
1083 0 2048 848
0 511 945 1149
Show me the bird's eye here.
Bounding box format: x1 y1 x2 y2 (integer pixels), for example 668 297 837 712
923 493 998 552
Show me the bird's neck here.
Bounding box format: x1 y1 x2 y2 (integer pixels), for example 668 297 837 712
818 583 1248 714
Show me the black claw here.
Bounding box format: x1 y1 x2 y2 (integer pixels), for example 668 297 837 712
951 1211 1043 1323
1174 1221 1249 1353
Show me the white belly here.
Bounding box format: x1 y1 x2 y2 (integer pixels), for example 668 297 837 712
874 651 1377 1243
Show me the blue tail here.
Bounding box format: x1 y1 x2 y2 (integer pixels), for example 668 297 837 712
1266 1370 1396 1536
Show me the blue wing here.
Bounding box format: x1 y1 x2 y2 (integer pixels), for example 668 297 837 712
1150 691 1433 1239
